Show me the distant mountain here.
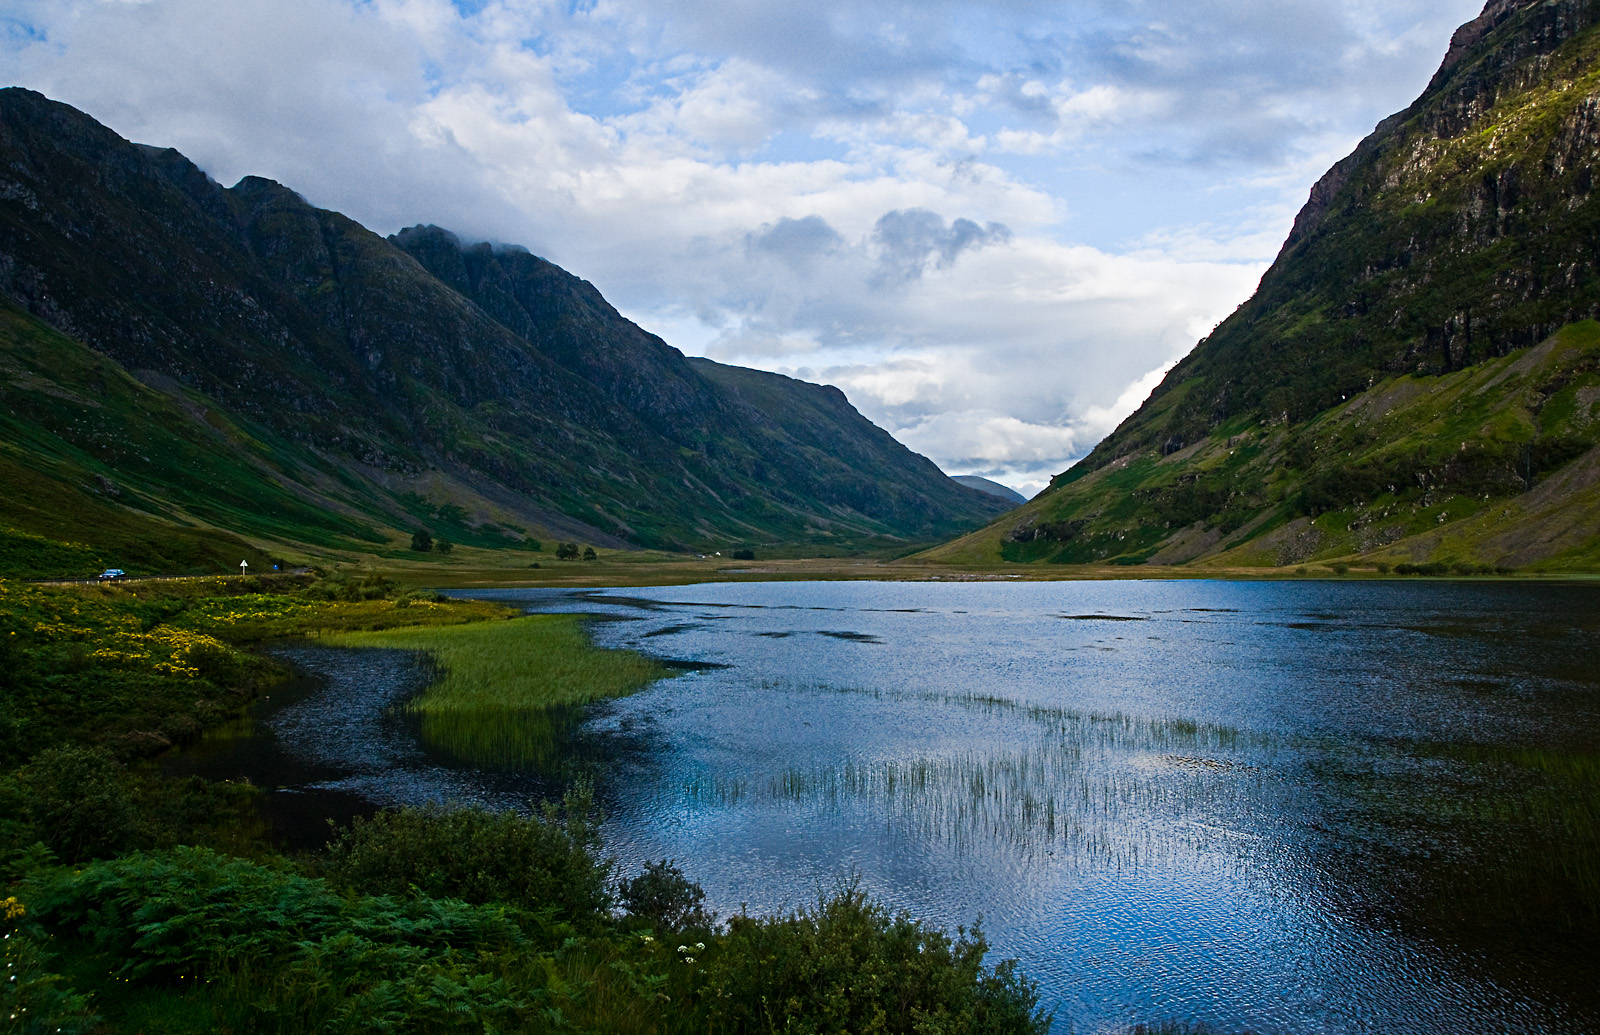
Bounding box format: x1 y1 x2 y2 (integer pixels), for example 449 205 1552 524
927 0 1600 572
951 476 1027 506
0 89 1007 575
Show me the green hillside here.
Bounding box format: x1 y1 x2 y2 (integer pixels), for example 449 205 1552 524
0 90 1006 577
926 0 1600 572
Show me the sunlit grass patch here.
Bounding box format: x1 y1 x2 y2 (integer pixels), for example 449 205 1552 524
322 615 672 767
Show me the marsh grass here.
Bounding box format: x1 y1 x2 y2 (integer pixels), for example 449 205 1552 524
683 687 1279 864
323 616 672 768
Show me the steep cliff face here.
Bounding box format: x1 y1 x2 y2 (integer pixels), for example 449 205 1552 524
0 89 1005 569
925 0 1600 571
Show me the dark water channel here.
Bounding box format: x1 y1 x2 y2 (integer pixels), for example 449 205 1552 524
177 579 1600 1034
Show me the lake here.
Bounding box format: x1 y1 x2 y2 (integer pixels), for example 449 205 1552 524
179 578 1600 1034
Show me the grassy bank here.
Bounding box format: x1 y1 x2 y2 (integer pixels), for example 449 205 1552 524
323 616 672 767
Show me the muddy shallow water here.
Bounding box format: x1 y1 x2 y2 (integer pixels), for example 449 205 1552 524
179 580 1600 1034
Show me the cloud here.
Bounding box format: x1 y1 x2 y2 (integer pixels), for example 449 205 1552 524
0 0 1488 495
871 208 1011 285
748 215 845 270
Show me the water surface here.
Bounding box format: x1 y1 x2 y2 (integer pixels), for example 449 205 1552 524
186 579 1600 1033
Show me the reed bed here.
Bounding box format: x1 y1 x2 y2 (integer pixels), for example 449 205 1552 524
323 615 672 767
681 689 1280 865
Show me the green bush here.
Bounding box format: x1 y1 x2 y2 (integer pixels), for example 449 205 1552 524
699 887 1046 1035
22 848 539 1033
24 847 527 978
555 542 580 560
302 572 396 602
325 790 611 927
16 747 138 861
619 859 714 934
394 589 447 607
0 637 24 761
1 920 99 1035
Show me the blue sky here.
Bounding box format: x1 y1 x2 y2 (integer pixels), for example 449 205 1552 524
3 0 1485 494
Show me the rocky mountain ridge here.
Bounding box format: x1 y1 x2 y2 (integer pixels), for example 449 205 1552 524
0 89 1006 573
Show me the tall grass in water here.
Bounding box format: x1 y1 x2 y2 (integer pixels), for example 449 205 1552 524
324 615 671 768
682 687 1278 865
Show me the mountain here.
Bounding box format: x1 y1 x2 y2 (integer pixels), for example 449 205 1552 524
926 0 1600 572
0 89 1008 576
950 476 1027 506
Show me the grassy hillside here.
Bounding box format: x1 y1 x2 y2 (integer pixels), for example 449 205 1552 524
927 0 1600 572
928 320 1600 570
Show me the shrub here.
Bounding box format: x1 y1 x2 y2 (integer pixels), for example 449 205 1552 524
0 639 24 761
731 548 756 561
0 919 99 1035
435 539 453 555
17 747 138 861
699 887 1046 1035
302 572 396 602
26 848 525 970
410 530 434 553
1331 562 1350 575
619 859 714 933
325 789 611 927
582 547 598 561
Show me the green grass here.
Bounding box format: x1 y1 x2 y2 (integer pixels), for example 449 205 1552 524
938 318 1600 571
323 616 672 767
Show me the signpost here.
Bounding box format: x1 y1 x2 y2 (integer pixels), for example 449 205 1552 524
239 559 248 576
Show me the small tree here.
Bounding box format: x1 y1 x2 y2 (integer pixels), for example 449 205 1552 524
582 547 597 561
410 529 434 553
19 747 139 860
619 859 714 932
435 539 453 555
556 542 580 560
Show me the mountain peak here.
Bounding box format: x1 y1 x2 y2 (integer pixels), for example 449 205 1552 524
1430 0 1543 89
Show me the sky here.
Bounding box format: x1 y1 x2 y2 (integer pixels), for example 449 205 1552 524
2 0 1485 496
